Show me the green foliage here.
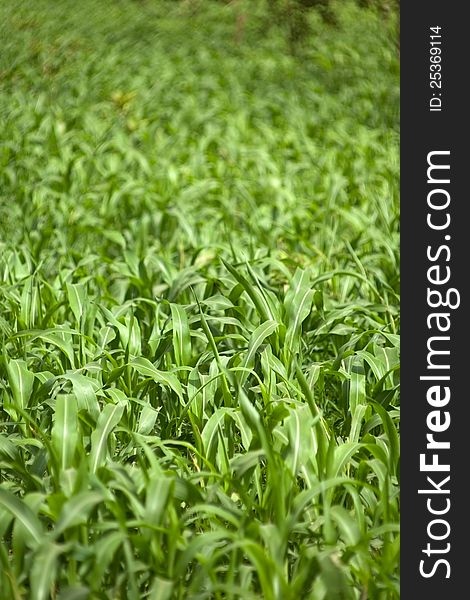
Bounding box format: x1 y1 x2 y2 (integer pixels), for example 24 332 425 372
0 0 399 598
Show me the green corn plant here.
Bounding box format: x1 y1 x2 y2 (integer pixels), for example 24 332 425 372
0 0 399 597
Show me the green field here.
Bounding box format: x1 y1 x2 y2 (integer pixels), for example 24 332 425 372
0 1 399 598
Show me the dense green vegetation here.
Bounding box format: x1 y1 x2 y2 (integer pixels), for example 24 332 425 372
0 1 399 598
